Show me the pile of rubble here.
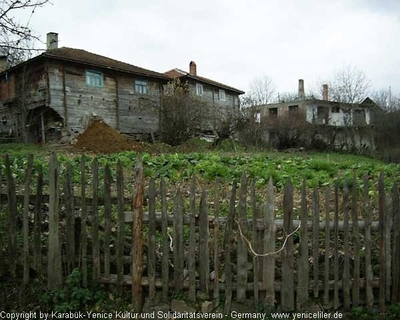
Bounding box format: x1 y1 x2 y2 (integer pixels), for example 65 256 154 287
73 120 142 154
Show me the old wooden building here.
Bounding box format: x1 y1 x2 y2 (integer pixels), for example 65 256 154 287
0 33 171 143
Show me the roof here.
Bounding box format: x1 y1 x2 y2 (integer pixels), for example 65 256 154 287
2 47 171 80
164 68 244 94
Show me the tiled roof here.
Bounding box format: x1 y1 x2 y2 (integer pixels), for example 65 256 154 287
164 68 244 94
39 47 170 80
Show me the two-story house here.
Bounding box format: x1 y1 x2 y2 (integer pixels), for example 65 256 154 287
256 79 378 150
0 33 170 143
165 62 244 132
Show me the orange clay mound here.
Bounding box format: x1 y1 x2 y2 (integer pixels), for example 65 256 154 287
74 121 142 154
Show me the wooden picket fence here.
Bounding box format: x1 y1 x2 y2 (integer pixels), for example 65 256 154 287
0 153 400 313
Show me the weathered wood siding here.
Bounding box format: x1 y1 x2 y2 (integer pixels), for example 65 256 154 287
47 60 164 134
117 77 161 134
187 81 240 130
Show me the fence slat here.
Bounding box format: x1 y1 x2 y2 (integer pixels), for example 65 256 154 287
161 179 169 301
65 162 75 275
281 179 294 312
104 164 112 278
333 182 339 310
92 158 100 281
352 174 360 307
237 172 248 303
378 172 386 311
5 155 17 278
297 179 308 310
116 160 124 293
188 177 196 301
251 179 260 306
132 160 144 312
0 167 3 277
224 181 236 314
264 178 276 310
364 174 374 307
33 165 43 273
342 182 350 310
23 154 33 285
148 178 156 301
173 189 184 295
312 188 320 298
48 152 62 290
385 194 392 302
392 182 400 303
214 178 220 307
80 156 88 288
323 187 330 308
199 189 210 297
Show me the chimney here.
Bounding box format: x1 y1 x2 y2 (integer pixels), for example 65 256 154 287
47 32 58 50
322 84 329 101
189 61 197 76
298 79 305 99
0 55 7 72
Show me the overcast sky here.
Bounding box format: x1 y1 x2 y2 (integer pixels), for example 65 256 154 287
15 0 400 97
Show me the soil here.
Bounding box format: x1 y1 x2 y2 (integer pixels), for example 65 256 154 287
73 120 143 154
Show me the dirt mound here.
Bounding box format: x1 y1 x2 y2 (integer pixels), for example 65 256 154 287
74 121 142 154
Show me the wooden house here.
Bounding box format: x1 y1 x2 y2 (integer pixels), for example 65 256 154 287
0 32 170 143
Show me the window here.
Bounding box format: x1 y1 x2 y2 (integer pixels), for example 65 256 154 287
331 107 340 113
85 70 103 87
219 89 226 101
135 80 148 94
196 83 203 96
289 105 298 115
269 108 278 117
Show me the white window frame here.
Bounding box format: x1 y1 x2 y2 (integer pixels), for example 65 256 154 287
219 89 226 101
135 80 148 94
196 83 203 96
85 70 103 87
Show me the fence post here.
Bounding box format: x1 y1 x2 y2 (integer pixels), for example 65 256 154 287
264 178 276 310
0 167 3 278
312 188 320 298
65 162 75 275
281 178 294 312
116 160 124 293
48 152 62 290
188 176 196 301
342 182 350 310
352 174 360 307
161 178 169 301
199 189 210 298
224 181 236 314
132 159 144 312
323 187 330 308
23 154 34 285
173 189 184 295
237 172 248 303
333 182 339 310
148 178 156 301
80 156 88 288
297 179 308 310
214 178 221 307
392 182 400 303
5 154 17 278
364 174 374 307
33 165 43 273
104 164 112 279
378 172 386 311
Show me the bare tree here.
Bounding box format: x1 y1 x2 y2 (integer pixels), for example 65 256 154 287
242 75 276 107
0 0 50 66
371 88 400 112
322 65 371 103
157 78 211 146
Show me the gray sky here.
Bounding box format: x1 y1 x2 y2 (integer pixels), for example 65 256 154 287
15 0 400 96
